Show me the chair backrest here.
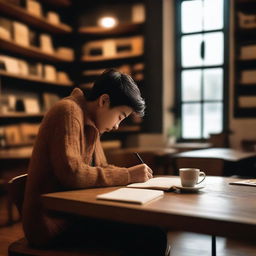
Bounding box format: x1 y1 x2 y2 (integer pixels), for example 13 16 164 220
8 174 28 216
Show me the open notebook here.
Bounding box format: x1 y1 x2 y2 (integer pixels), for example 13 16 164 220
229 179 256 187
127 177 181 191
96 188 164 204
96 177 182 204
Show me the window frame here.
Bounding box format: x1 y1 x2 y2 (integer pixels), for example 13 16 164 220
174 0 230 141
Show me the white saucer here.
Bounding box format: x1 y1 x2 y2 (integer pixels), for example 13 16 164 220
174 185 205 192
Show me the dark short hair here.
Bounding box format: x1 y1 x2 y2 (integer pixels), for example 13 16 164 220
85 69 145 116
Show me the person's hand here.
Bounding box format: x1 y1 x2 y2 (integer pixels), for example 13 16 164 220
128 164 153 183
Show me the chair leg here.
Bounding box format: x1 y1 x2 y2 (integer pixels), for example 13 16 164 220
212 235 216 256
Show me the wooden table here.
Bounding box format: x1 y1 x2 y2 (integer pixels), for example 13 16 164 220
42 176 256 244
174 148 256 176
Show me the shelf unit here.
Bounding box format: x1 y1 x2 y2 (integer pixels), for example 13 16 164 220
0 0 73 148
0 0 72 34
234 0 256 117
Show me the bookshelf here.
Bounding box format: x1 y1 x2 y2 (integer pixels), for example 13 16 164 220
0 0 72 34
234 0 256 117
0 0 73 148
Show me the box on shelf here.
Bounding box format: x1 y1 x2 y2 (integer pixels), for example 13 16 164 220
28 62 43 77
240 45 256 60
0 17 12 40
43 93 60 111
19 123 40 144
13 22 30 47
39 34 54 54
0 55 20 74
57 71 71 83
43 65 57 81
23 97 40 114
241 70 256 84
56 47 74 60
3 125 22 146
132 3 145 23
82 36 144 61
46 11 60 25
18 60 29 76
238 12 256 29
26 0 42 17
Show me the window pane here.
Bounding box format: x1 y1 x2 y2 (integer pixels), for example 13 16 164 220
204 0 223 31
182 70 201 101
204 32 224 65
182 103 201 139
203 68 223 100
203 103 222 138
181 34 203 67
181 0 203 33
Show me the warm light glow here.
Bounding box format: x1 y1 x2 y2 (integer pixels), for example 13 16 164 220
98 17 117 28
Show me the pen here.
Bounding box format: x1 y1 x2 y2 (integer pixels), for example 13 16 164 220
134 152 144 164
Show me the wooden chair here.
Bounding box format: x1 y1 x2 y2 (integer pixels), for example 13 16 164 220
7 174 121 256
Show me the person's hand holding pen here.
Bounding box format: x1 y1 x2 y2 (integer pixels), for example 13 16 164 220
127 152 153 183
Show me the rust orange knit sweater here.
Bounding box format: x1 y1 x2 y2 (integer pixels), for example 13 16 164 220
22 88 130 246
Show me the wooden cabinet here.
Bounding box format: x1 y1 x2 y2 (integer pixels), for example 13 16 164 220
234 0 256 117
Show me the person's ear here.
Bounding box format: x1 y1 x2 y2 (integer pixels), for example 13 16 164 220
99 94 110 107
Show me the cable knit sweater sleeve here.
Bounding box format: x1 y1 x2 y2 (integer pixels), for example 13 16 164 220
48 100 131 189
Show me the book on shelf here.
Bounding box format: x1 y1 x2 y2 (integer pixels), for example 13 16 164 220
43 92 60 111
26 0 42 17
96 188 163 205
13 22 30 47
40 34 54 54
127 177 181 191
43 64 57 81
0 55 20 74
229 179 256 187
46 11 60 25
0 17 12 40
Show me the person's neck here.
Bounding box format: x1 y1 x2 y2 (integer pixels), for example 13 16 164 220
85 100 97 121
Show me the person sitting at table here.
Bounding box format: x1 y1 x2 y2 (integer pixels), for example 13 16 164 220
22 69 170 256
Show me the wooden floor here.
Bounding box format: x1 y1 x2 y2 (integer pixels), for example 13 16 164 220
0 194 255 256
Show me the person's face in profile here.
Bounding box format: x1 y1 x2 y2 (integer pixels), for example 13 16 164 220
94 94 133 134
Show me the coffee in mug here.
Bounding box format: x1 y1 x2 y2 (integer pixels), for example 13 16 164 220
179 168 206 187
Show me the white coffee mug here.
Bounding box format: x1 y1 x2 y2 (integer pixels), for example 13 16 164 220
179 168 206 187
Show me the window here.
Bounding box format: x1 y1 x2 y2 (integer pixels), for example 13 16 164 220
175 0 229 140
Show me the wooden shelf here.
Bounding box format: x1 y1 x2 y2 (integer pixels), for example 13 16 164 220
0 38 73 62
78 22 144 35
0 70 74 87
0 0 72 34
41 0 71 7
81 53 143 62
0 112 44 119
